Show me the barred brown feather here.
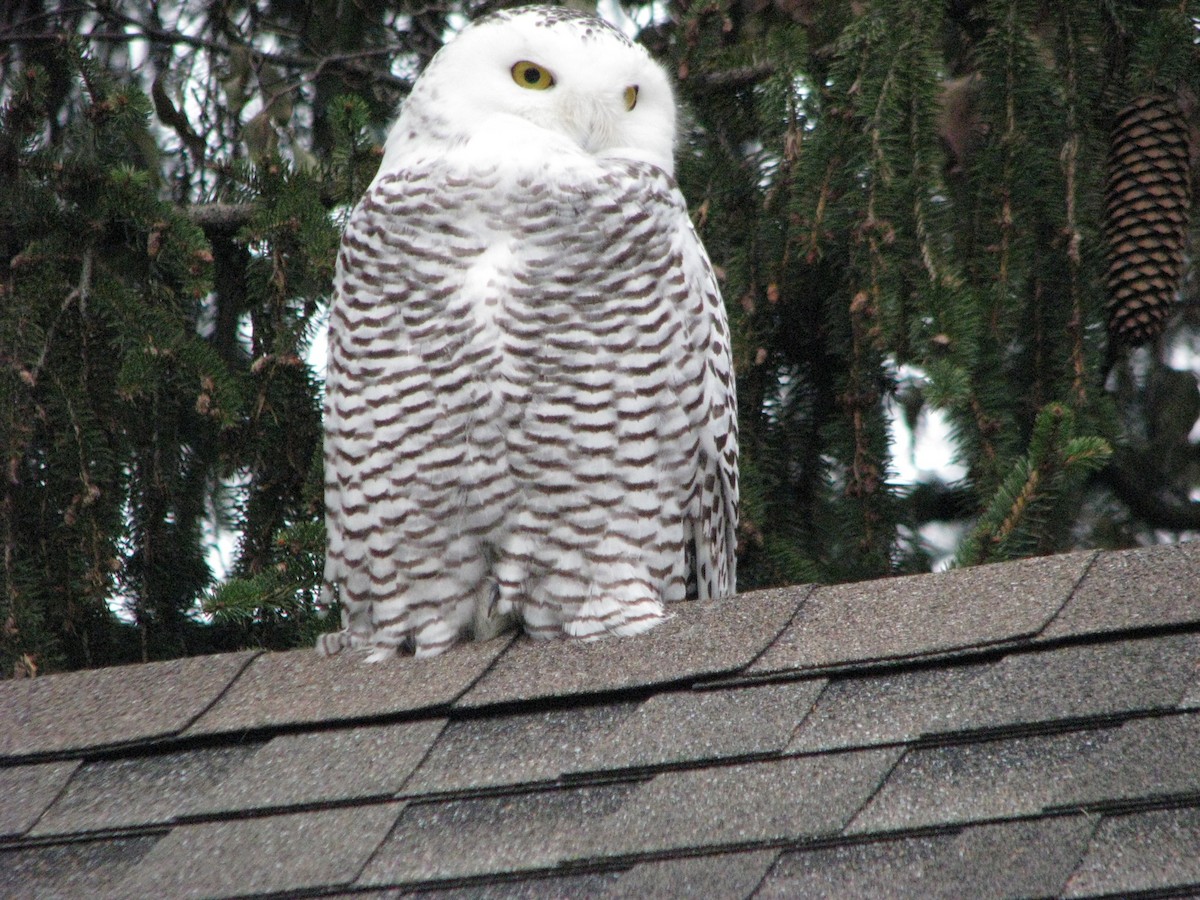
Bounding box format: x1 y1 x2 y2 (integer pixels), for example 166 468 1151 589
316 6 738 660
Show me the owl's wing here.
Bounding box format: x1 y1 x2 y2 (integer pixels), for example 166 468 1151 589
657 170 739 600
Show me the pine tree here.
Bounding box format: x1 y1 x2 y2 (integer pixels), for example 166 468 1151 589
1 8 385 672
2 0 1198 674
666 0 1198 582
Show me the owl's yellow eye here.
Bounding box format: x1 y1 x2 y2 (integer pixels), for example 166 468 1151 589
624 85 639 111
512 61 554 90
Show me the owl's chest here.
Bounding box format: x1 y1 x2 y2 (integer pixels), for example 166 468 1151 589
389 179 638 314
355 163 685 384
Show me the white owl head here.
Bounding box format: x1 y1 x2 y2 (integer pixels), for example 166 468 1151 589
384 6 678 176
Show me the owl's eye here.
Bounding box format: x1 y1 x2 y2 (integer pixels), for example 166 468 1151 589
624 85 639 111
512 61 555 90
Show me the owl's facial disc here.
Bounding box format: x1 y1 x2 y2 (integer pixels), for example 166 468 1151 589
388 9 678 175
507 57 643 154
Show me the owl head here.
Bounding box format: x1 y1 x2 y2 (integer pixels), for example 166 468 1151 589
385 6 678 176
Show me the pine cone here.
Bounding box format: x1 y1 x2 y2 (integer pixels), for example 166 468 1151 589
1104 93 1193 347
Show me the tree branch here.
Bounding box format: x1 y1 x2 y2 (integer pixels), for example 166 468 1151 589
31 244 93 385
0 18 412 91
1101 455 1200 532
688 64 778 90
188 203 257 236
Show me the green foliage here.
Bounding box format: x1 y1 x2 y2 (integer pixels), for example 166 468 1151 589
2 0 1198 674
0 34 360 673
669 0 1197 590
202 520 328 649
953 404 1112 567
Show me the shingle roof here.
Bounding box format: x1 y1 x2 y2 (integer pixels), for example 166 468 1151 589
3 542 1200 898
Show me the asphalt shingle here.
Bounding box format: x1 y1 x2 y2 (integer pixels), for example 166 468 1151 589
0 835 159 900
1059 712 1200 809
31 746 258 836
403 702 638 796
187 636 512 735
1062 805 1200 897
109 802 402 899
394 872 623 898
750 551 1093 675
1181 671 1200 709
188 719 446 815
456 588 806 709
789 633 1200 752
0 760 79 838
850 711 1200 834
359 784 636 885
581 748 902 858
607 848 780 899
0 651 256 759
574 679 826 773
760 815 1097 899
1041 542 1200 639
848 728 1120 833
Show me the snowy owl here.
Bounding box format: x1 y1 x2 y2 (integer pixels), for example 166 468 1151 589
317 5 738 659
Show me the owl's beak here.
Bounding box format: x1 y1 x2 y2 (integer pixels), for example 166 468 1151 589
558 90 620 154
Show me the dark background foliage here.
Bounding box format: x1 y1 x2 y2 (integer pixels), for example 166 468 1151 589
2 0 1198 675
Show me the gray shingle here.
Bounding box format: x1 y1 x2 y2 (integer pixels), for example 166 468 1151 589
359 784 636 885
581 748 901 858
6 545 1199 900
760 815 1097 899
1062 805 1200 897
0 651 256 759
404 703 639 796
30 746 258 836
848 728 1119 834
109 802 401 899
187 719 445 815
0 835 159 900
575 679 825 773
1059 712 1200 809
1041 542 1200 639
0 760 79 838
789 633 1200 753
606 849 779 899
851 712 1200 835
187 636 513 735
457 589 806 708
391 873 623 898
1181 671 1200 709
750 552 1093 675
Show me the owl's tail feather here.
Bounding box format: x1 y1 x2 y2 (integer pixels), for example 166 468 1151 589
561 594 666 640
314 586 388 658
315 630 353 657
314 624 382 658
694 446 738 601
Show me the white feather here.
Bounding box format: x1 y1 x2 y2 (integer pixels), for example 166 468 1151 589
318 6 737 659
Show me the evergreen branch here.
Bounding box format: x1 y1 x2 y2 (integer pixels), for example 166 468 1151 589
189 160 359 235
0 21 413 92
1101 456 1200 532
30 245 93 385
995 466 1039 547
907 480 976 524
188 202 257 236
953 404 1112 568
1059 6 1088 408
689 64 777 90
